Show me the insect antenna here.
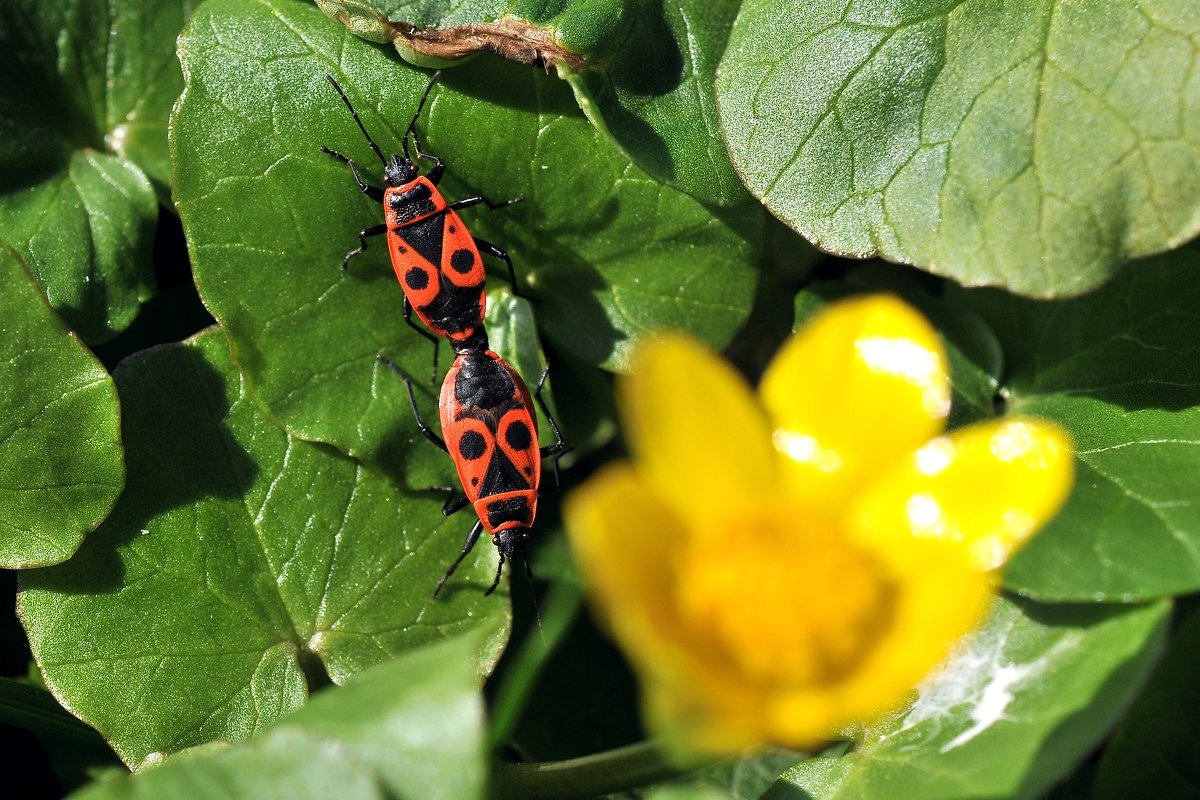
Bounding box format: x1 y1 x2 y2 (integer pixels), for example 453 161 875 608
403 70 442 162
523 551 543 634
324 74 387 169
484 551 505 596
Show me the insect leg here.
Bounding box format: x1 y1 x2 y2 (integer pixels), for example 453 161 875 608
484 551 506 596
473 237 528 299
533 366 570 496
421 156 446 185
376 355 447 452
401 297 440 384
341 223 387 270
534 366 567 459
320 148 386 202
433 519 484 599
441 492 471 517
422 484 468 515
404 70 447 182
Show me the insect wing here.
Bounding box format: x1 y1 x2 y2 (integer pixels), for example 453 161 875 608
494 387 540 492
438 208 488 290
446 416 496 508
439 367 492 507
385 219 436 300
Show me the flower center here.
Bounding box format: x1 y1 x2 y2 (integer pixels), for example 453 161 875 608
675 505 897 688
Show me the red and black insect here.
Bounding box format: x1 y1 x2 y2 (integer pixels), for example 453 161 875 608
321 73 522 377
380 329 566 596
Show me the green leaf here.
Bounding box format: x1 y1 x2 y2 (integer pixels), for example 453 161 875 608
954 249 1200 600
643 787 732 800
766 596 1169 800
69 632 490 800
172 0 758 472
0 0 194 342
320 0 509 32
564 0 750 205
316 0 627 60
0 243 123 568
18 329 509 767
717 0 1200 298
1094 606 1200 800
656 749 805 800
316 0 750 204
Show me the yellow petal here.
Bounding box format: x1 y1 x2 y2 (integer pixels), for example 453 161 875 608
768 517 996 740
854 418 1075 571
647 501 995 751
620 333 776 526
644 677 766 757
564 463 710 684
760 295 951 507
833 537 994 722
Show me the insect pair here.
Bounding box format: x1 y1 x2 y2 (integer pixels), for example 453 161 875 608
322 72 564 596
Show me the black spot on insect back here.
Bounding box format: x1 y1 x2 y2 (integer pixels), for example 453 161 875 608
450 248 476 274
505 420 532 450
458 430 488 461
405 267 429 290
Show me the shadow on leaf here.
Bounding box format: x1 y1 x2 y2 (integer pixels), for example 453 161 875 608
22 340 258 596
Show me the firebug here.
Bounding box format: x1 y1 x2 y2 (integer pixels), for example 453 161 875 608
380 328 566 596
322 73 522 378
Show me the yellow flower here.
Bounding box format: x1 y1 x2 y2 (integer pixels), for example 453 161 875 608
565 294 1073 755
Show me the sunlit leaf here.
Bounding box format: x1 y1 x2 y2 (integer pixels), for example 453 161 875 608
19 329 508 766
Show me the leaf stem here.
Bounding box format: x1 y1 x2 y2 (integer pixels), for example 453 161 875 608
504 740 704 799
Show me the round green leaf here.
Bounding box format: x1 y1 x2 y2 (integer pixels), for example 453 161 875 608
70 632 491 800
766 596 1169 800
0 0 195 342
717 0 1200 298
17 329 509 767
322 0 508 31
171 0 758 470
0 243 123 568
953 249 1200 600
